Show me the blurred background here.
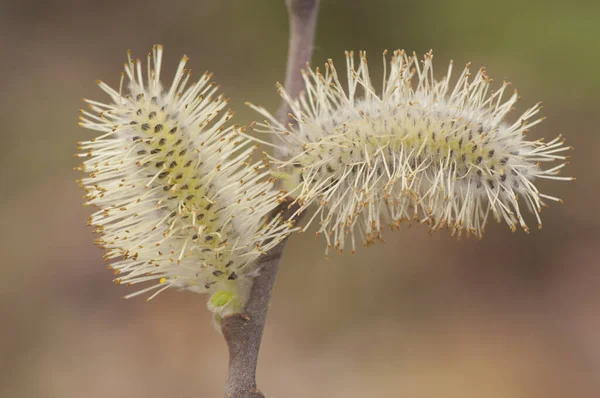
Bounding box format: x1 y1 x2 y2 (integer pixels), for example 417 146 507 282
1 0 599 396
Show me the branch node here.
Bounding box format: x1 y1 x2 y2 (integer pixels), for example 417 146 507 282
221 0 320 396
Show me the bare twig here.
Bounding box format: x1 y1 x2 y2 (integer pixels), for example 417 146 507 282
221 233 288 398
221 1 320 397
275 0 321 158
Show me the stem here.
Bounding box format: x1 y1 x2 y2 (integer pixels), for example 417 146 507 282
275 0 321 158
221 1 320 397
221 240 287 398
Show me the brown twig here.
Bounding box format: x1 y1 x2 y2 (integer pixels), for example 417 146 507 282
220 1 320 397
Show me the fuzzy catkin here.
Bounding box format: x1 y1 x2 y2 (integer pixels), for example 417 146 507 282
251 50 572 255
77 46 292 318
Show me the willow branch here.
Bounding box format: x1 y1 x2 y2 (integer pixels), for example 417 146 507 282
221 227 290 398
275 0 321 158
220 1 320 397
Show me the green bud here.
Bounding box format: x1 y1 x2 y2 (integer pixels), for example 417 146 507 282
210 290 234 308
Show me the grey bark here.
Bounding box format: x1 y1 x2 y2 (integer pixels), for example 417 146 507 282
221 1 320 397
274 0 321 159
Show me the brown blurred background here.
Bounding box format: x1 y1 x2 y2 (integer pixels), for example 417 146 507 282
1 0 599 397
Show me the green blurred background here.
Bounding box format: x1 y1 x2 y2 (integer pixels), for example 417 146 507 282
1 0 599 397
